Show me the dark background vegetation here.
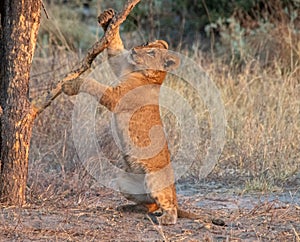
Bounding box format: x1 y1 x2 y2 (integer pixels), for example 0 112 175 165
30 0 299 202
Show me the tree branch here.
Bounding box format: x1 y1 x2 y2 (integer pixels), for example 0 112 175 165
31 0 141 115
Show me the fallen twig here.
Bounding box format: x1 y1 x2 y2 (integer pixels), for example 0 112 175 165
146 214 168 241
292 226 300 241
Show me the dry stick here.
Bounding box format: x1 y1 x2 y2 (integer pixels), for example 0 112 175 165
31 0 141 115
292 225 300 241
146 214 168 241
41 0 49 19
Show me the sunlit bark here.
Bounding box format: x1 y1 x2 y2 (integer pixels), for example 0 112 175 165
0 0 139 205
0 0 41 205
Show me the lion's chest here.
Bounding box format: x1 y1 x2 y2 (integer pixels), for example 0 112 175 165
114 105 166 152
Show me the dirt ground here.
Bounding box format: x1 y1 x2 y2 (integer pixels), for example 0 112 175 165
0 178 299 242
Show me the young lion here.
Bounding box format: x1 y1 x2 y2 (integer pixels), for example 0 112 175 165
63 9 196 225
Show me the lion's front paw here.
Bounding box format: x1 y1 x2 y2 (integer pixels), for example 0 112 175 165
62 78 84 96
98 8 116 31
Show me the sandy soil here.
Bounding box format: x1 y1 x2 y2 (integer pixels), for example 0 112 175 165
0 179 299 241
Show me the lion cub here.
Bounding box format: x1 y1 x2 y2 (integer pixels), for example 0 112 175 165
63 9 188 225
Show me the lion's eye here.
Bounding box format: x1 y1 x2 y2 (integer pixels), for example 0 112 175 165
142 42 149 47
147 50 155 57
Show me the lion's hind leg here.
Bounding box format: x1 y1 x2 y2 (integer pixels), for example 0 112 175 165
147 186 178 225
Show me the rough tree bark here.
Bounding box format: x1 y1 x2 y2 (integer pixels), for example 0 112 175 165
0 0 140 205
0 0 42 205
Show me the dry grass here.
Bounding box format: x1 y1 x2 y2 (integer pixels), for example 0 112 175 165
0 3 297 240
1 187 300 241
28 56 300 197
206 56 299 191
28 2 300 197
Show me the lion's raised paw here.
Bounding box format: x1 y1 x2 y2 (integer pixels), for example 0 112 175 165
62 78 84 96
98 8 115 30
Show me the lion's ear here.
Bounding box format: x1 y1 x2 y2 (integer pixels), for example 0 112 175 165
164 53 180 71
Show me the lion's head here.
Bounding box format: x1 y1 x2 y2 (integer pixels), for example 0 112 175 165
126 40 180 83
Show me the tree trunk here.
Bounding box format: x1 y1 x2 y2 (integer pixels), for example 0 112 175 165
0 0 41 205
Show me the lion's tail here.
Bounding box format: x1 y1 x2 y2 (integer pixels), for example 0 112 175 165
177 207 201 219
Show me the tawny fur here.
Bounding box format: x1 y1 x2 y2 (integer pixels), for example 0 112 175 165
63 9 200 225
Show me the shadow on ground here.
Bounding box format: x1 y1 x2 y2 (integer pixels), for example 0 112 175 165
0 178 299 241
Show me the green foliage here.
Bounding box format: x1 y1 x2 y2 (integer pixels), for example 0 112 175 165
38 0 299 55
205 2 300 68
118 0 259 47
